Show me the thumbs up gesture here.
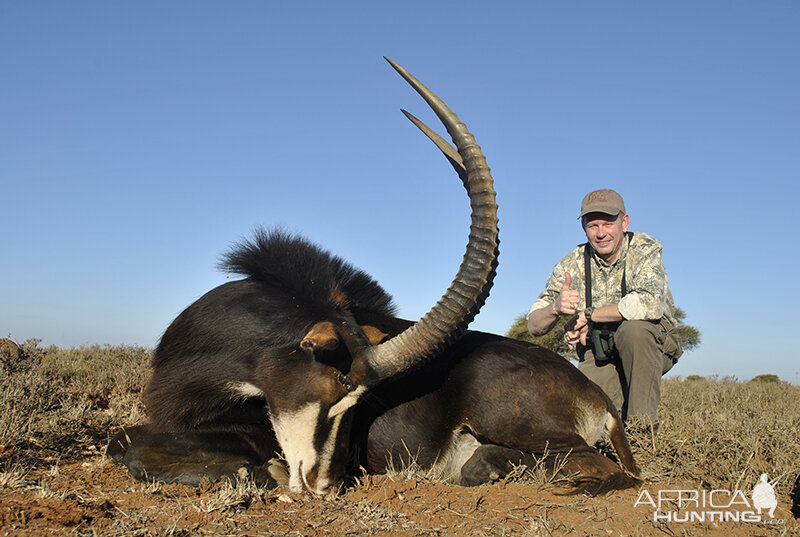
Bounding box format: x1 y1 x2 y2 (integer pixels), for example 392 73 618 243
554 272 580 315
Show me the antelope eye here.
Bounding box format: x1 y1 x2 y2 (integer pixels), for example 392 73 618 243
338 373 355 392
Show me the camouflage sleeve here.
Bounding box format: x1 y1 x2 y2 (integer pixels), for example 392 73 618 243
527 246 584 319
618 234 671 321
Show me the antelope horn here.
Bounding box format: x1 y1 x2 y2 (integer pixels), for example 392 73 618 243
349 58 499 385
401 109 467 188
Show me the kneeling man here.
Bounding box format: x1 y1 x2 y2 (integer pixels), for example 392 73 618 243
527 189 682 425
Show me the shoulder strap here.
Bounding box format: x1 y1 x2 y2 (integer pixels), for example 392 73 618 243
621 232 633 296
584 242 592 308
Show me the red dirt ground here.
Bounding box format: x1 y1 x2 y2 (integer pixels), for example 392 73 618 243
1 450 797 537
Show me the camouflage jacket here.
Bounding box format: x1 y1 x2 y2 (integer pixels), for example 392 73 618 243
527 232 676 325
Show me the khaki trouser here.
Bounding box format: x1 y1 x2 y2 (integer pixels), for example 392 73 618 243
577 318 682 423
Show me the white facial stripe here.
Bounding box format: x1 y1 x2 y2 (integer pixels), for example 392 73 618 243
314 412 344 492
328 385 366 418
270 402 322 492
226 381 266 398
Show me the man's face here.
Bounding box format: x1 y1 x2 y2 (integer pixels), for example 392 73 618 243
582 212 630 263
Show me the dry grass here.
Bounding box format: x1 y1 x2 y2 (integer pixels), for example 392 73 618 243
629 376 800 496
2 340 798 500
2 344 798 536
0 339 148 470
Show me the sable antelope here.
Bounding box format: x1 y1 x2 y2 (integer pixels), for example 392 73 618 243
108 59 639 494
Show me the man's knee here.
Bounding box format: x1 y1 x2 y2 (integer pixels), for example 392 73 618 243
615 320 659 351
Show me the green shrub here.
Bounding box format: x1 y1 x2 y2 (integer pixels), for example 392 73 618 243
749 374 780 383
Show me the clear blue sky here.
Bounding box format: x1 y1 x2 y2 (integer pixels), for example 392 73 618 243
2 2 798 383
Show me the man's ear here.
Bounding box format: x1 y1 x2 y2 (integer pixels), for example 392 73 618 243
621 213 630 232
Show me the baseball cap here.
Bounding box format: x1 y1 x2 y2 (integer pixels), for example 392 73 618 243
579 189 626 218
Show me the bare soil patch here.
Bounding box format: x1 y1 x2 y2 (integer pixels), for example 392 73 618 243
1 454 797 536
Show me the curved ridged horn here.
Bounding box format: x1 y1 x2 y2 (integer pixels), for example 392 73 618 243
401 109 467 186
354 58 499 383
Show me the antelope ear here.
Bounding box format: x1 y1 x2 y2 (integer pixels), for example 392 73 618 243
300 321 340 352
360 325 390 346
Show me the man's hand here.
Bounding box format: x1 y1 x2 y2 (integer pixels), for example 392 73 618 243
564 310 590 349
554 272 580 315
